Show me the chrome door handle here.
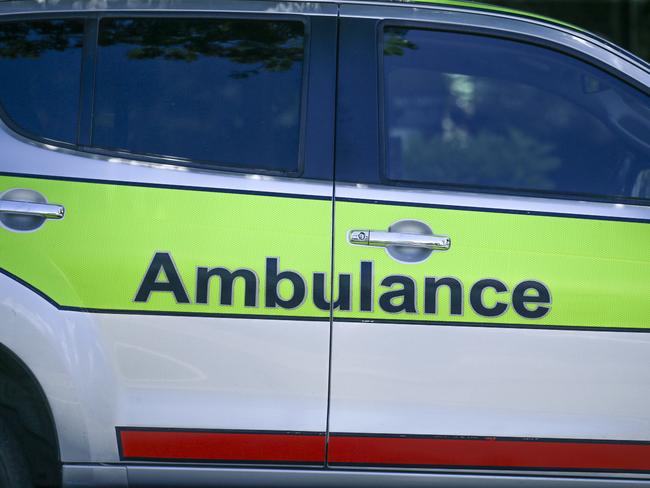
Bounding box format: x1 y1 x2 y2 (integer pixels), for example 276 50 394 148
0 200 65 219
349 230 450 251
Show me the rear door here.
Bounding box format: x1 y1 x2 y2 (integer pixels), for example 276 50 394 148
0 2 337 466
328 3 650 475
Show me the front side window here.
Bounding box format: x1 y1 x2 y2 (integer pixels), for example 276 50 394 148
383 27 650 202
92 17 306 173
0 19 84 144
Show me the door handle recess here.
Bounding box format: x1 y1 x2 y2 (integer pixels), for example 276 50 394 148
349 230 450 251
0 200 65 220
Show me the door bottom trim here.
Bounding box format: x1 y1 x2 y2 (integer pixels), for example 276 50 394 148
116 427 326 465
62 464 650 488
114 427 650 473
328 432 650 473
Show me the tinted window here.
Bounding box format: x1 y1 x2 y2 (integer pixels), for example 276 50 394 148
93 18 306 173
0 20 84 143
383 28 650 201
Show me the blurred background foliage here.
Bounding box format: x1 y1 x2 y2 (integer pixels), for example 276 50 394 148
489 0 650 62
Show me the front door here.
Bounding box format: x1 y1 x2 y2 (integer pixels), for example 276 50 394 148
328 5 650 474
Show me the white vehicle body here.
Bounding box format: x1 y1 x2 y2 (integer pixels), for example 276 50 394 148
0 1 648 486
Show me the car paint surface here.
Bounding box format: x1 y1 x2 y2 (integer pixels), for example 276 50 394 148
0 1 648 486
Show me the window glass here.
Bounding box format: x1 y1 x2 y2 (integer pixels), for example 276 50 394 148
383 27 650 201
93 18 306 173
0 19 84 144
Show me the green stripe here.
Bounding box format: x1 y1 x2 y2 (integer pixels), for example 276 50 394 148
407 0 584 32
333 200 650 329
0 176 331 318
1 175 648 330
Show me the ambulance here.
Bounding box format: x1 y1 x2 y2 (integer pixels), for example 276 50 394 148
0 0 648 486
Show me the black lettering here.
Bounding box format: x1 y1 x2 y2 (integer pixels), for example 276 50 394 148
424 277 463 315
513 280 551 319
313 273 352 311
196 267 257 307
134 252 190 303
265 258 306 309
360 261 374 312
470 279 508 317
379 275 417 313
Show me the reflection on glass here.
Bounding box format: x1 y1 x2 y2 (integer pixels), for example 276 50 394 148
93 18 305 172
384 28 650 201
0 20 84 143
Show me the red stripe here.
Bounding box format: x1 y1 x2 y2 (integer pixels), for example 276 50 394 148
119 430 325 463
328 435 650 471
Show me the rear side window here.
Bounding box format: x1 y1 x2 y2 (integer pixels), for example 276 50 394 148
0 19 84 144
383 27 650 202
93 17 306 173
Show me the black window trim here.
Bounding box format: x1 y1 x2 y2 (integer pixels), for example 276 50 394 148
0 11 313 179
377 19 650 207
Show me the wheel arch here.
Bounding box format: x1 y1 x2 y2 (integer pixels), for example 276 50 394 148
0 341 61 486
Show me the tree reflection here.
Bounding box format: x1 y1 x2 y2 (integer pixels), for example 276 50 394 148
0 18 304 79
98 18 304 78
384 28 417 56
0 20 83 58
397 129 561 189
